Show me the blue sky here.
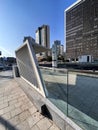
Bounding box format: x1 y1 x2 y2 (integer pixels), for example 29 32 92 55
0 0 76 57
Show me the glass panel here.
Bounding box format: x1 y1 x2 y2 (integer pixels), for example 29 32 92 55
68 70 98 130
40 67 67 115
40 67 98 130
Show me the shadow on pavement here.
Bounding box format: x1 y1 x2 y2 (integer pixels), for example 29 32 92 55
0 117 19 130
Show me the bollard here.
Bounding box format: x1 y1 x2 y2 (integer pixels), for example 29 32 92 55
13 65 20 78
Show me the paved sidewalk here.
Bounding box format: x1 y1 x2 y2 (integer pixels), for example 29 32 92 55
0 71 60 130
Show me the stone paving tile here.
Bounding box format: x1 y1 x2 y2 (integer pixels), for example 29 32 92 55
0 93 3 98
1 112 11 120
21 103 30 111
7 95 19 102
0 109 4 115
9 115 21 126
3 99 8 103
9 99 18 105
31 124 40 130
11 108 22 117
37 117 52 130
14 101 23 108
0 100 4 105
0 71 60 130
49 123 61 130
16 120 30 130
28 106 37 115
28 101 34 106
27 112 43 128
0 124 6 130
19 110 31 122
0 102 8 110
3 105 15 114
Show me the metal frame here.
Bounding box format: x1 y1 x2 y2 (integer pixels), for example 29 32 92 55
15 37 48 97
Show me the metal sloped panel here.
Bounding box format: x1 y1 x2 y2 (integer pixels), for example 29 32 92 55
15 38 48 97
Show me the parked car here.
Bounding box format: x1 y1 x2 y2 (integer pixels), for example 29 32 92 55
0 63 4 70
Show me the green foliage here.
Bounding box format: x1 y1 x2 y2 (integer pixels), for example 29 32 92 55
46 56 52 62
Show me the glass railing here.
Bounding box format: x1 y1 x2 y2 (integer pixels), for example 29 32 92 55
68 71 98 130
40 66 98 130
40 67 68 115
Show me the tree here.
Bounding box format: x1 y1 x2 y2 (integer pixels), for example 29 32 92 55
46 56 52 62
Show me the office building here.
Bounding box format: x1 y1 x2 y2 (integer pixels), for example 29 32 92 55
54 40 61 56
65 0 98 62
54 40 64 56
60 45 64 56
35 25 50 59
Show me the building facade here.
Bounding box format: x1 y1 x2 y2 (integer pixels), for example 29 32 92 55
54 40 64 56
65 0 98 62
0 51 1 55
35 25 50 59
35 27 42 45
54 40 61 56
60 45 64 56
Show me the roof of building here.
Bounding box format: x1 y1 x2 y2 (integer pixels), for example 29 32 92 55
64 0 85 12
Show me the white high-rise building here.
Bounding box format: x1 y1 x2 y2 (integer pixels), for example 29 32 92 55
35 29 41 45
35 25 50 59
35 25 50 48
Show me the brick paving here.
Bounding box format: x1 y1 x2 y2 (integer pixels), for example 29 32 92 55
0 71 60 130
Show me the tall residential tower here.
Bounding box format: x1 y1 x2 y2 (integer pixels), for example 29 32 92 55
36 25 50 48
